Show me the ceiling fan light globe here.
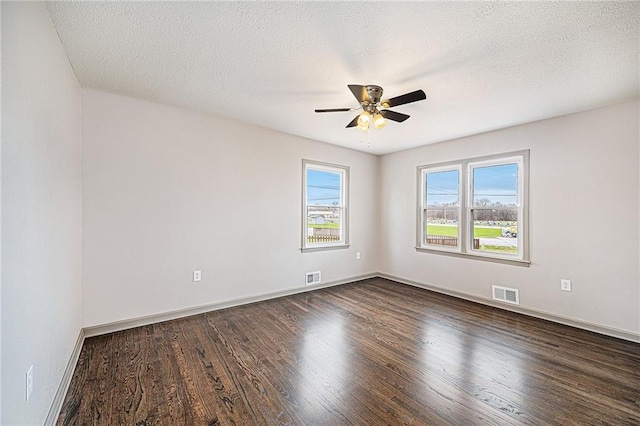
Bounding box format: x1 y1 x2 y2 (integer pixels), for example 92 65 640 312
373 114 386 129
357 111 370 127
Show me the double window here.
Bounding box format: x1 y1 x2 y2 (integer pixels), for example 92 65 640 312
417 151 529 264
302 160 349 251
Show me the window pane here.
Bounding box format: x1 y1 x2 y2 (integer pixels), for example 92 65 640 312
426 170 459 207
307 206 342 244
471 208 518 255
424 209 459 247
473 163 518 207
307 169 341 206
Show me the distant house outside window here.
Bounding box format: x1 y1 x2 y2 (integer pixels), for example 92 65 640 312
302 160 349 252
417 151 529 265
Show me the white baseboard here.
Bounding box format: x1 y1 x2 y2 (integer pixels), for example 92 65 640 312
379 272 640 343
44 329 85 426
83 272 377 338
83 271 640 342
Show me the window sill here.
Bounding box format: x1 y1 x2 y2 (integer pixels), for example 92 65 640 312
302 244 350 253
415 246 530 267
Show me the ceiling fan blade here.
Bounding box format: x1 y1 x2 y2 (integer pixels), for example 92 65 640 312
315 108 354 113
346 115 360 128
348 85 371 104
380 109 410 123
381 90 426 108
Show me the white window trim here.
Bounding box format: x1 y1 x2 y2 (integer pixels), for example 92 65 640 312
416 150 530 266
302 159 350 252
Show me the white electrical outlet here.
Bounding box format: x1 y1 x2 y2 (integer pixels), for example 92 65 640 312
193 270 201 282
561 279 572 292
26 365 33 401
356 252 361 260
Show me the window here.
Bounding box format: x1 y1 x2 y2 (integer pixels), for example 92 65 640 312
302 160 349 251
417 151 529 264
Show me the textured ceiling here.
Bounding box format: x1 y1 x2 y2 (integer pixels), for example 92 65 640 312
46 1 639 155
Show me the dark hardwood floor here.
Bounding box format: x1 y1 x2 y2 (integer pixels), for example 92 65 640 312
57 278 640 425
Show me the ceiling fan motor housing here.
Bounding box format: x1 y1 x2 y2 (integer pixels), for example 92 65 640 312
365 85 383 105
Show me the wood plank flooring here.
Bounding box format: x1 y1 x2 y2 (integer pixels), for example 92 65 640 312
57 278 640 425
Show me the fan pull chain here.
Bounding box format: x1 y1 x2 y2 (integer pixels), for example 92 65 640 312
359 128 370 147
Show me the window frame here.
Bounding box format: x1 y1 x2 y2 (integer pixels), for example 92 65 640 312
416 150 530 266
302 159 350 252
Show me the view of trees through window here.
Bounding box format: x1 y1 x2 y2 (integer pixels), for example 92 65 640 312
471 163 519 255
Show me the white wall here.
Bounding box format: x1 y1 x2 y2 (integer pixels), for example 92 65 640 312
380 100 640 336
1 2 83 424
82 89 378 327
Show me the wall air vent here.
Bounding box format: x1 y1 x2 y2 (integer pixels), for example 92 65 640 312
492 285 520 305
305 271 321 286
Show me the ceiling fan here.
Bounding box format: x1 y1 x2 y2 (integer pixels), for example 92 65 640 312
315 84 426 130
